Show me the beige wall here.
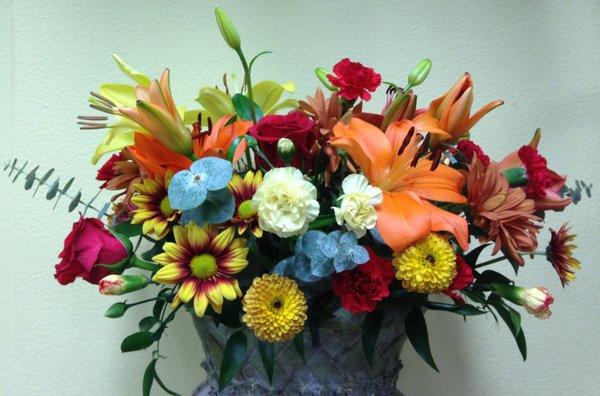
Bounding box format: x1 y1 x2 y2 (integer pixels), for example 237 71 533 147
1 1 599 394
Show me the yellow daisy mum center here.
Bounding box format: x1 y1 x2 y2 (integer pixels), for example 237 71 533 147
392 233 457 293
242 274 307 342
190 254 218 279
159 196 175 217
237 200 257 220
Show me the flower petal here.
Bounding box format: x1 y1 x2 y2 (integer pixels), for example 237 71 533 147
152 264 189 284
190 157 233 191
168 169 208 210
194 292 209 317
178 278 198 303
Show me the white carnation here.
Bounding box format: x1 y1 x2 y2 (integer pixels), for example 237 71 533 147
252 167 319 238
333 173 382 238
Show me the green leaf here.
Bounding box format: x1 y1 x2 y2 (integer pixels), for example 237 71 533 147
207 300 242 328
257 340 274 384
362 309 384 367
196 87 234 121
488 294 526 360
231 93 263 121
139 316 159 332
120 331 154 353
405 307 439 372
293 333 305 363
219 331 248 391
424 302 486 316
46 179 60 200
464 243 490 266
24 165 39 190
248 52 273 73
154 370 180 395
114 221 144 237
142 359 157 396
68 191 82 212
476 270 513 286
62 177 74 194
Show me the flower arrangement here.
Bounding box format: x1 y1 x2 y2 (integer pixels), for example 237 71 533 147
4 7 591 395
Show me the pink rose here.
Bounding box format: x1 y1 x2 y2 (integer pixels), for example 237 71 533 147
54 216 128 285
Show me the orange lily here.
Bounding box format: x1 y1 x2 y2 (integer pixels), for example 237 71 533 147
129 132 192 177
194 115 252 161
118 69 194 156
332 118 468 252
427 73 503 143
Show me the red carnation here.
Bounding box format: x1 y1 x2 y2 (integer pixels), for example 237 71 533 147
332 247 395 313
443 255 475 305
327 58 381 101
517 145 563 200
457 140 491 166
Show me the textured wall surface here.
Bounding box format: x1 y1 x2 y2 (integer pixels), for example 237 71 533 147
1 1 599 395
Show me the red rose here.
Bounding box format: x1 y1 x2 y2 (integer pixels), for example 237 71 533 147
444 255 475 304
332 247 395 313
249 111 317 169
54 216 128 285
327 58 382 101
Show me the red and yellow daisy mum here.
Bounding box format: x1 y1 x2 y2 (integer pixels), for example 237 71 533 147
228 170 263 237
547 224 581 287
152 222 249 316
130 172 179 239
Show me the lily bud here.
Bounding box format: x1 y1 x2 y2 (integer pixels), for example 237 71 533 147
104 302 127 318
215 8 241 51
277 138 296 163
491 284 554 320
315 68 336 91
99 274 149 296
408 58 432 87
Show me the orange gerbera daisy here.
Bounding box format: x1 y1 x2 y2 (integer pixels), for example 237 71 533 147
331 117 468 252
152 223 249 316
228 170 263 237
130 172 179 238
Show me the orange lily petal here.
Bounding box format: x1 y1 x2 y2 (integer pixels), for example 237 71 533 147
457 99 504 135
423 200 468 250
402 161 467 203
376 191 433 252
129 132 191 177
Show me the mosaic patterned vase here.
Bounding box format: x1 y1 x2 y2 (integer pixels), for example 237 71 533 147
192 308 407 395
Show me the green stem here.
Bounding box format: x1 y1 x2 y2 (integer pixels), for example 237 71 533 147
236 49 256 123
126 297 160 308
308 215 337 230
129 255 160 272
475 252 546 268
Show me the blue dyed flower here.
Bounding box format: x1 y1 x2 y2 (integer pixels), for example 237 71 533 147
273 230 370 283
168 157 233 211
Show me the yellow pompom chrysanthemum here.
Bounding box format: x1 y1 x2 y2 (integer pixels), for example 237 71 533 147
392 233 457 293
242 274 307 342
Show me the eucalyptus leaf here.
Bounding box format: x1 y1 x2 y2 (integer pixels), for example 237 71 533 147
181 188 235 225
69 191 82 212
46 179 60 200
219 331 248 390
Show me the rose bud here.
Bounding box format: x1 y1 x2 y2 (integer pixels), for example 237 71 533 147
99 274 149 296
54 216 131 285
104 302 127 318
277 137 296 164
